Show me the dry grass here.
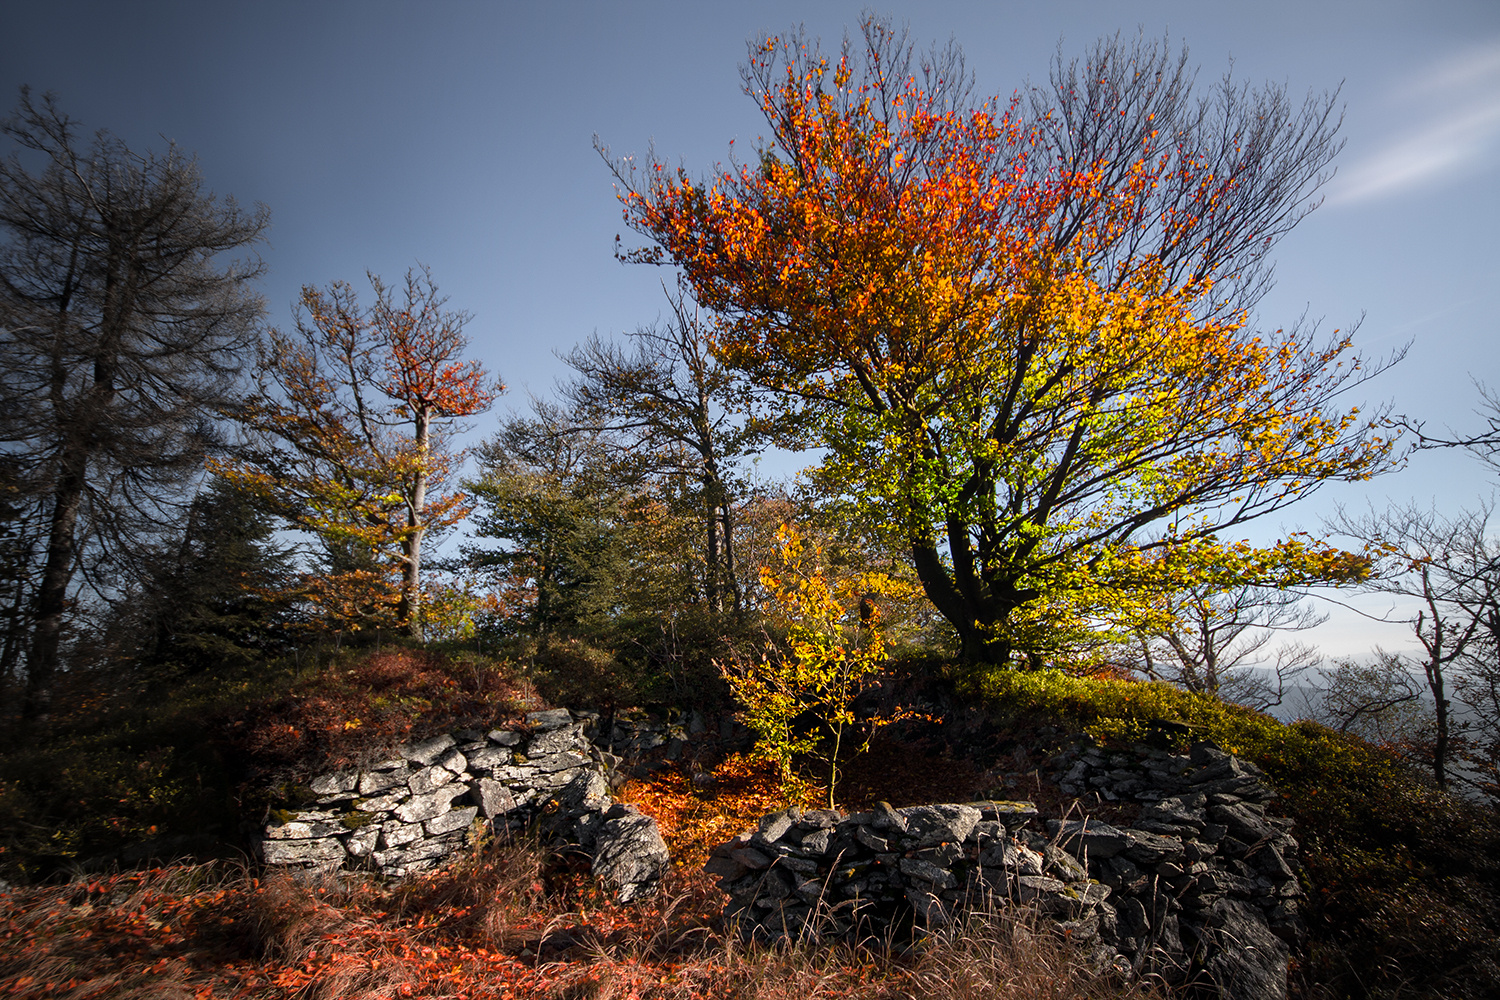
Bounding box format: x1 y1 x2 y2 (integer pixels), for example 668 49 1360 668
547 899 1161 1000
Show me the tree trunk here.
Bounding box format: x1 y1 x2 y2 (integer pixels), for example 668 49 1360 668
24 447 86 720
721 501 741 614
703 483 721 613
399 406 430 639
909 530 1018 665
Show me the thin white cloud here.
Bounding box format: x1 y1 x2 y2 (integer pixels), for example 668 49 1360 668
1331 40 1500 206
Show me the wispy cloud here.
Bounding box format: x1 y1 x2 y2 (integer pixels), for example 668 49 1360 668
1330 41 1500 206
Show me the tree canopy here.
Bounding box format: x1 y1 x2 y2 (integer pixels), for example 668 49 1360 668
610 20 1395 663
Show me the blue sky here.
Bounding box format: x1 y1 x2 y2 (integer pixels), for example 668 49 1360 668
4 0 1498 657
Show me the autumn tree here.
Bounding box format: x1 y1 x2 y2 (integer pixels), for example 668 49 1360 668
608 20 1394 664
0 90 268 717
723 523 891 803
222 267 498 638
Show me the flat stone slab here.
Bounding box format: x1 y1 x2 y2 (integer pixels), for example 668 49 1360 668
896 804 981 847
394 785 466 824
262 837 347 865
1048 818 1130 858
426 805 479 837
266 818 345 840
399 734 456 766
525 708 574 730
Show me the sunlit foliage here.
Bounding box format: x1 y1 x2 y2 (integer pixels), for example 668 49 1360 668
609 19 1395 662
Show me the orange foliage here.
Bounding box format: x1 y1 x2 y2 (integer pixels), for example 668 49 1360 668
618 752 820 868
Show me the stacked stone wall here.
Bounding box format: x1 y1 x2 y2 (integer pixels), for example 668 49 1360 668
257 708 667 901
707 742 1303 1000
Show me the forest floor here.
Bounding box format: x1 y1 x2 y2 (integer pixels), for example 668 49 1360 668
0 746 1152 1000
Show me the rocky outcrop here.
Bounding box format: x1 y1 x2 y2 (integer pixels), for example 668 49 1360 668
258 708 667 902
707 741 1303 1000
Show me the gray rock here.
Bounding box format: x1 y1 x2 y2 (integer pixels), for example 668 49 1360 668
968 865 1010 897
1014 875 1068 902
1203 897 1290 1000
359 767 410 795
897 804 981 847
730 846 774 869
1043 843 1091 882
525 708 574 730
777 855 820 875
1117 895 1151 937
1123 829 1185 865
488 729 522 745
408 764 456 796
593 805 670 903
899 857 957 889
345 825 380 857
705 854 749 882
394 784 467 824
798 828 833 855
1005 843 1046 875
970 820 1007 844
906 885 953 925
436 748 469 774
472 778 517 818
758 810 795 844
525 750 590 773
355 792 407 812
557 769 609 818
799 809 841 829
529 724 584 756
380 821 425 848
399 734 457 766
976 800 1039 829
1211 801 1275 843
426 805 479 837
465 746 517 771
871 801 909 833
262 837 347 865
1252 844 1296 880
374 838 454 870
1049 818 1130 859
266 819 344 840
309 770 359 796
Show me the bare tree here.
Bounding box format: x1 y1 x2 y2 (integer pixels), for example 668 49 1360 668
1329 502 1500 791
0 89 267 718
1305 651 1431 751
1127 583 1324 711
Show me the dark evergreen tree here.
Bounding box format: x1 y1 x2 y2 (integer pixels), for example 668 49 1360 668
126 478 299 679
0 90 268 716
465 404 635 638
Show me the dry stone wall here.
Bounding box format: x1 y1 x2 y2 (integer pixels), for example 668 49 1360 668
706 742 1303 1000
258 708 668 902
